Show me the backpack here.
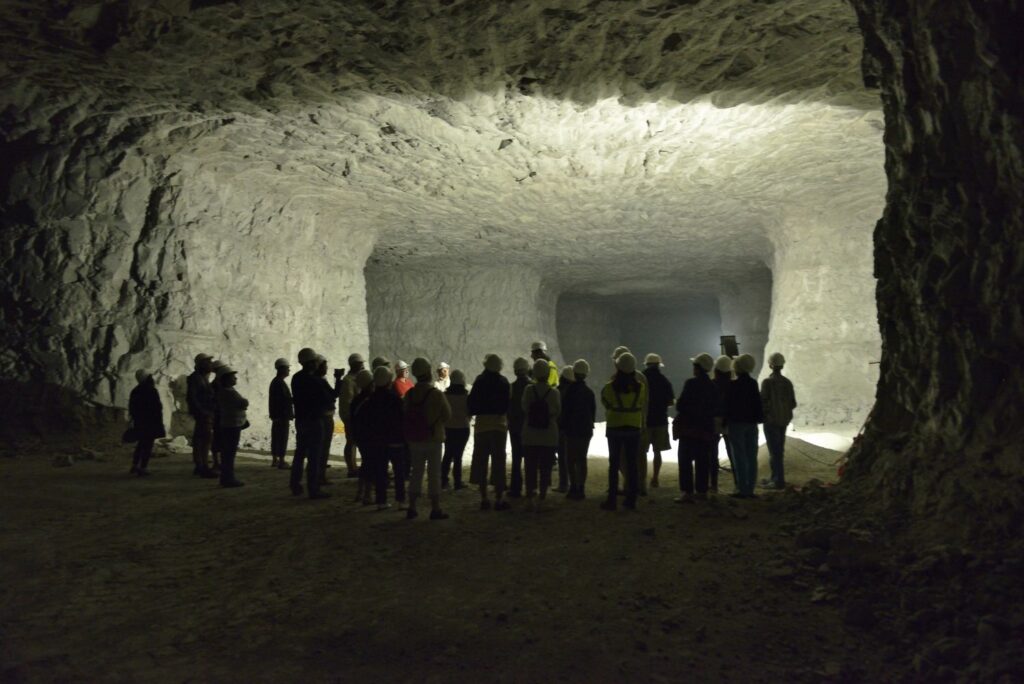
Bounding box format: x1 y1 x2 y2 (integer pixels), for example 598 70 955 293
403 389 434 441
527 386 551 430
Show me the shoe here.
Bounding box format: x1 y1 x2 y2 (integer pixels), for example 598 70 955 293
277 462 290 470
129 465 138 475
136 469 150 477
623 500 637 510
406 509 419 520
200 471 218 479
554 486 568 494
309 491 331 500
290 484 304 496
430 510 450 520
674 494 694 504
221 480 245 488
650 479 660 488
480 499 492 511
600 500 617 511
760 478 771 486
270 461 278 468
494 501 511 511
453 483 468 491
377 503 392 511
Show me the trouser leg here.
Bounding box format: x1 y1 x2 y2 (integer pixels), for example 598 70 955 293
302 419 324 496
637 431 648 495
557 433 568 490
290 424 307 491
709 437 720 490
219 427 241 485
407 443 428 505
694 439 709 495
622 433 639 506
192 416 212 472
320 417 334 482
343 426 356 476
607 436 621 503
509 431 524 495
765 424 786 486
679 439 695 494
539 448 554 495
387 445 407 503
524 447 539 495
138 437 154 471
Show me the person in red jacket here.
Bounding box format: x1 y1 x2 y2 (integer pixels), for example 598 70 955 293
393 360 414 398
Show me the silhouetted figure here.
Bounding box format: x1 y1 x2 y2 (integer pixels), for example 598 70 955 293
641 353 675 491
712 355 736 491
186 353 217 478
215 365 247 488
522 359 561 511
506 357 531 497
315 355 336 486
290 348 331 499
268 358 293 469
561 359 596 499
674 353 718 502
610 346 648 483
601 353 647 511
209 359 228 474
128 369 165 476
337 353 366 478
403 357 451 520
725 354 764 498
468 354 512 511
441 369 470 490
760 352 797 490
355 366 406 510
393 360 414 398
529 340 559 387
350 369 374 505
554 365 575 493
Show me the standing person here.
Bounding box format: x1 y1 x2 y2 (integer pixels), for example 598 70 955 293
209 359 229 475
553 366 575 493
128 369 165 477
441 369 470 490
290 348 331 500
529 341 559 387
403 357 451 520
435 362 451 391
349 369 375 504
760 352 797 490
610 346 648 484
355 366 406 510
601 352 648 511
641 353 675 491
711 355 736 492
507 357 531 498
725 354 764 498
561 359 596 499
674 353 718 502
337 353 366 479
214 365 248 488
521 359 561 511
315 355 337 487
186 353 217 478
468 354 512 511
268 358 293 469
393 361 414 398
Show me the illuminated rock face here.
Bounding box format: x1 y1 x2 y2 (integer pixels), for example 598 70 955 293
0 0 886 436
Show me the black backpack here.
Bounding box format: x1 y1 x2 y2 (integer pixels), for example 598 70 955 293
527 385 551 429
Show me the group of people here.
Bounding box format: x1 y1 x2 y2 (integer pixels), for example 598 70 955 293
126 339 797 517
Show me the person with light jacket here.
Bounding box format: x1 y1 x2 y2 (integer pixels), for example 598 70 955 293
337 353 366 478
215 365 248 488
521 359 562 510
441 369 470 490
760 352 797 490
403 357 452 520
601 353 648 511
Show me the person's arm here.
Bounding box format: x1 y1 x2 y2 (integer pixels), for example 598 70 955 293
549 385 561 421
587 388 596 424
600 383 613 411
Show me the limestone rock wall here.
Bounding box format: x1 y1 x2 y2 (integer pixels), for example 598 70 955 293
849 0 1024 539
366 266 562 381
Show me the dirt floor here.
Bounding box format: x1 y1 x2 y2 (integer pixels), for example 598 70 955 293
0 433 894 683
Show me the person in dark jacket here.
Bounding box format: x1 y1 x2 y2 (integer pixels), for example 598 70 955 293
290 347 332 500
128 369 165 476
468 354 512 511
711 355 736 492
507 357 531 497
641 354 675 491
561 359 596 499
209 359 229 475
355 366 406 510
349 369 375 504
725 354 764 498
554 366 575 493
268 357 293 469
186 352 217 478
215 365 248 488
674 353 719 502
314 355 337 487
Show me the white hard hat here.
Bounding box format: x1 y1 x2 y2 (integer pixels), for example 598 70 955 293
615 352 637 374
768 352 786 368
395 360 409 370
690 353 714 373
135 369 151 383
611 345 631 361
644 353 662 366
531 340 547 352
411 357 432 378
561 365 576 382
437 361 450 370
714 355 733 373
297 348 317 364
572 359 590 377
274 358 289 369
484 354 503 372
733 354 756 375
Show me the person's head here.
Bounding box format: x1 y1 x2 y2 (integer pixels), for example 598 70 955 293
355 369 374 391
372 365 394 389
530 340 548 360
644 352 662 368
217 366 238 387
532 359 550 382
210 360 227 383
450 369 466 387
437 362 450 379
615 352 637 376
297 347 318 372
135 369 153 386
395 360 409 378
572 359 590 381
611 345 631 362
484 353 503 373
690 353 714 376
194 353 213 374
560 365 576 384
733 354 756 376
768 352 786 372
315 354 328 376
714 355 733 378
274 357 290 377
371 355 390 370
348 353 366 373
513 357 531 377
411 357 432 383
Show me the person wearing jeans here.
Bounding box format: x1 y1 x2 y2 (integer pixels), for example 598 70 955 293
760 352 797 489
601 353 648 511
214 365 248 488
724 354 765 498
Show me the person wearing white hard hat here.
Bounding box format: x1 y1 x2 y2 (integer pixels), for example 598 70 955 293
337 353 367 479
468 354 512 510
435 362 451 392
561 359 596 499
725 354 763 498
506 357 532 497
529 341 559 387
349 368 375 505
601 353 647 510
127 369 165 477
403 357 452 520
441 369 470 491
353 366 406 510
214 365 248 488
521 359 562 510
760 352 797 490
610 346 649 485
186 353 217 478
313 355 338 487
209 359 231 474
289 348 332 499
553 365 576 493
711 355 737 492
641 353 675 491
673 353 718 502
268 358 293 469
393 360 414 398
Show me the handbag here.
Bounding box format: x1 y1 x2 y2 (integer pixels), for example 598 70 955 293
121 423 139 443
